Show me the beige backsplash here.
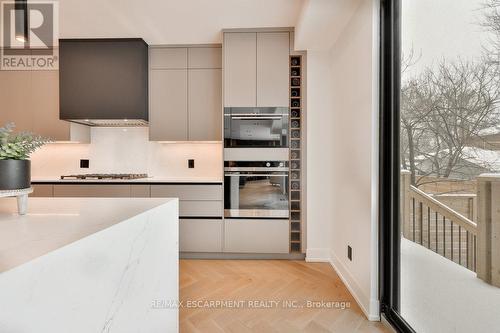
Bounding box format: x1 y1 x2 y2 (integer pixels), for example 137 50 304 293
30 127 223 179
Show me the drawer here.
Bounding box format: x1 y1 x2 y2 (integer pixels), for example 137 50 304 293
130 185 150 197
150 184 222 201
53 184 131 197
180 219 223 252
30 184 54 197
224 219 289 253
179 201 222 217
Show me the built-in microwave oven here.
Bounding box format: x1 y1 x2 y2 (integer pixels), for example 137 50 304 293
224 107 289 148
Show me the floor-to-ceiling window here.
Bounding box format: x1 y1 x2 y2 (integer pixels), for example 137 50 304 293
381 0 500 332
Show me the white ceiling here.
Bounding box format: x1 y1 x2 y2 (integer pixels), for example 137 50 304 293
58 0 304 45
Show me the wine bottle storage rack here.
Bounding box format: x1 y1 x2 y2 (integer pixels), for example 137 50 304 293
290 55 303 253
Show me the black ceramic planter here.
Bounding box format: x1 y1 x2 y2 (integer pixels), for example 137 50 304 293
0 160 31 190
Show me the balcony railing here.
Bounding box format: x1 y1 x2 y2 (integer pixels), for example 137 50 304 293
476 174 500 288
401 170 478 272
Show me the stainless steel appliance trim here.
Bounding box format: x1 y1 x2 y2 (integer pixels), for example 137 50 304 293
224 148 290 161
224 173 289 177
224 113 286 117
224 167 289 172
230 116 283 120
68 119 149 127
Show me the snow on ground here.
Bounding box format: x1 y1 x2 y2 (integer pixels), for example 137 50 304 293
401 238 500 333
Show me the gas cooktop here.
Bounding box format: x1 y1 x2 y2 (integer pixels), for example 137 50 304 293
60 173 148 180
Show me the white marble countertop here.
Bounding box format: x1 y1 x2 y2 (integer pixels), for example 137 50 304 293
0 197 179 332
0 197 173 272
31 176 223 184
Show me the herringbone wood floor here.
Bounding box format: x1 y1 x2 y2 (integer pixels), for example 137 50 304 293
180 260 390 333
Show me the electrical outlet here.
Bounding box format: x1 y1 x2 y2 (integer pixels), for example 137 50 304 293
347 245 352 261
80 159 89 168
188 159 195 168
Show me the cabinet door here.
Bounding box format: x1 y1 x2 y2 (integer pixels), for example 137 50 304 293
149 69 188 141
0 70 32 132
150 48 187 69
257 32 289 107
223 32 257 107
180 219 223 252
31 70 71 141
188 47 222 69
188 69 222 141
224 219 289 253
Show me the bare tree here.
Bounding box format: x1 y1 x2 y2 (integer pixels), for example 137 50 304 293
427 61 500 177
481 0 500 60
401 59 500 186
400 48 427 184
401 73 435 184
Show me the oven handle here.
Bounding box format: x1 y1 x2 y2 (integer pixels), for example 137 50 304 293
230 116 283 120
224 113 285 117
224 167 289 172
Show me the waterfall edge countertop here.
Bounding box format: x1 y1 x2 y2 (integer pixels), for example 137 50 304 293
0 197 179 332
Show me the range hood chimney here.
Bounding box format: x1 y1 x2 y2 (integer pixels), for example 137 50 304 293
59 38 149 127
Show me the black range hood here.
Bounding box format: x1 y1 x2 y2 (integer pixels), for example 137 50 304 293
59 38 149 127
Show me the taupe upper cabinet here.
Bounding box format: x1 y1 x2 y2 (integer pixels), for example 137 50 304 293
149 46 222 141
188 47 222 69
223 31 290 107
223 33 257 107
150 48 187 69
150 69 188 141
256 32 289 107
188 69 222 141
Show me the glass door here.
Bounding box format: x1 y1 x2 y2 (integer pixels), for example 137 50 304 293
381 0 500 332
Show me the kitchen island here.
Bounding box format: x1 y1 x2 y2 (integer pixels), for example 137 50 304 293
0 197 179 332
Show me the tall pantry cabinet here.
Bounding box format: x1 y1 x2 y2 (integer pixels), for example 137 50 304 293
222 29 294 255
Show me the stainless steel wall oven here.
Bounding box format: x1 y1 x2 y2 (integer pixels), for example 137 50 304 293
224 161 289 218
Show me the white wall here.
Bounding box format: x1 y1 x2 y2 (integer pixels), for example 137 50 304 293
31 127 222 180
329 0 380 320
299 0 380 320
305 49 334 261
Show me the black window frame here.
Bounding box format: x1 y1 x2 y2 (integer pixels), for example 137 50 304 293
379 0 416 332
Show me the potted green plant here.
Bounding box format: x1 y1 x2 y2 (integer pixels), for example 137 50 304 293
0 123 50 191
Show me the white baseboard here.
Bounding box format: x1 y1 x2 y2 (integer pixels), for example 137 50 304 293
305 248 331 262
329 250 380 321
